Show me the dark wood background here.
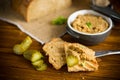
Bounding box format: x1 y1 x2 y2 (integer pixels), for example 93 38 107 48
0 0 120 80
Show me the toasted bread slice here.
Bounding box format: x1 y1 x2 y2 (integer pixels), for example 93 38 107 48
43 38 66 70
64 43 99 72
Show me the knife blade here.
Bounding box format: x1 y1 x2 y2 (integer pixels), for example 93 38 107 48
95 50 120 57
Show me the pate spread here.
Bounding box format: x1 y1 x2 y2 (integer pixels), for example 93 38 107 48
71 14 109 34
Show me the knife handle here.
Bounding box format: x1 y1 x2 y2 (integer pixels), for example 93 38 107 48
91 5 120 22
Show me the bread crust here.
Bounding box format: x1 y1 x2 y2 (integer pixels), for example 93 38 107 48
43 38 66 70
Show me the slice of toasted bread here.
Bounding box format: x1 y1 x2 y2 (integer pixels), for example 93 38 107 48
64 43 99 72
43 38 66 70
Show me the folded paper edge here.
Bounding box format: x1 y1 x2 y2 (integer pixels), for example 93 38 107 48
0 17 67 45
0 17 45 44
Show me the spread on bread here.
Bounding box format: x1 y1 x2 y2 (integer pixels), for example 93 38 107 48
43 38 99 72
64 43 99 72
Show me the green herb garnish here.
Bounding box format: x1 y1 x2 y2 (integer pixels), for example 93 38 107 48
86 22 92 28
52 16 67 25
80 60 85 67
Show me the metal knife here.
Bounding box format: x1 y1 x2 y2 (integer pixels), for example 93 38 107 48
91 0 120 22
95 50 120 57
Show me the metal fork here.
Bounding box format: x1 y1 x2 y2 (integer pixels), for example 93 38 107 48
95 50 120 57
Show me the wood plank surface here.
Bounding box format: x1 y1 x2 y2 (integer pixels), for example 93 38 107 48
0 0 120 80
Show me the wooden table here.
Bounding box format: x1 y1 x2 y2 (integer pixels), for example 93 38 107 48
0 0 120 80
